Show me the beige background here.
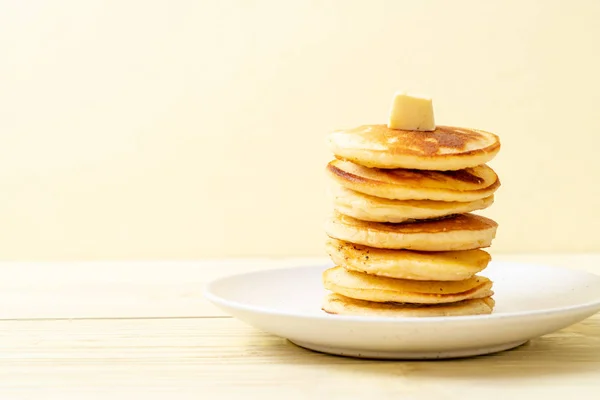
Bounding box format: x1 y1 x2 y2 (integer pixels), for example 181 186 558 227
0 1 599 261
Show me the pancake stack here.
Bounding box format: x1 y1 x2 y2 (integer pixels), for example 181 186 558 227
321 105 501 317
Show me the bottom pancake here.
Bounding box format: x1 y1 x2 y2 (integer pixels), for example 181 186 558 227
322 293 495 317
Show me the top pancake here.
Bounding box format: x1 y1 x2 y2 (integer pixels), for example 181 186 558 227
327 124 500 170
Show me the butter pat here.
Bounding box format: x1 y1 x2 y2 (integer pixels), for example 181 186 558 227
387 92 435 131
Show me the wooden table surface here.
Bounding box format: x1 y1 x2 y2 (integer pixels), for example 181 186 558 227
1 254 599 399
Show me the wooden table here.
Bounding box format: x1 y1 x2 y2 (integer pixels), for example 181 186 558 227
1 254 599 398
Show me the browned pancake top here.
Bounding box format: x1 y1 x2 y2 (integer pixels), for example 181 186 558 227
335 212 498 234
333 124 500 157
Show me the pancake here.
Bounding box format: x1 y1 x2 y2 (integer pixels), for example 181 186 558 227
322 266 493 304
326 238 491 281
327 159 500 202
325 211 498 251
330 183 494 223
322 293 495 317
327 124 500 170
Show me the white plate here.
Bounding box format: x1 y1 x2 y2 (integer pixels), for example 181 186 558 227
204 261 600 359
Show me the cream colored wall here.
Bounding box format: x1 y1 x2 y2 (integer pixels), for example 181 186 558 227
0 1 599 260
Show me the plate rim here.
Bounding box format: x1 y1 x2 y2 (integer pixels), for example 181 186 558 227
204 260 600 324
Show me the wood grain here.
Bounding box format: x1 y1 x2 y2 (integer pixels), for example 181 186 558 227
0 316 598 398
0 258 323 319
